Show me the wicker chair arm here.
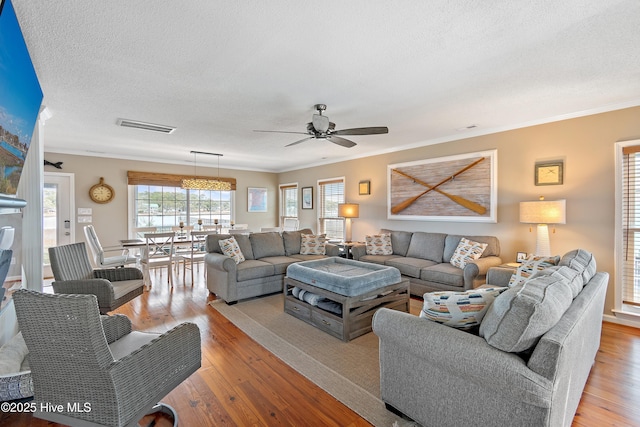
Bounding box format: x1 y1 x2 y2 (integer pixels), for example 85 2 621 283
94 267 144 282
100 314 133 343
108 323 201 418
51 279 116 306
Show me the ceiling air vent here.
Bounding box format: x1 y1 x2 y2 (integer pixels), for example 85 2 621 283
116 118 176 134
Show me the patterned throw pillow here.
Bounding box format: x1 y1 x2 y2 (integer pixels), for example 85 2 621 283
449 238 488 269
219 236 245 264
365 234 393 255
420 287 508 329
300 234 326 255
508 255 560 287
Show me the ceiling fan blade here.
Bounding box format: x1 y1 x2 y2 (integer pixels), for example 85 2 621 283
332 126 389 136
285 136 315 147
327 135 357 148
254 130 310 135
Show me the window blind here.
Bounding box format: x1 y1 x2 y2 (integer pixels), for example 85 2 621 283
621 145 640 306
280 185 298 218
318 178 344 239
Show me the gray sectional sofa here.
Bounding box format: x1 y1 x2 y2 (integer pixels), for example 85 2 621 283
351 229 502 296
373 249 608 427
205 229 339 304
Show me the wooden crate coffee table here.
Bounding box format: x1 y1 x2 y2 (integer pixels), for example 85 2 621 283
284 257 409 341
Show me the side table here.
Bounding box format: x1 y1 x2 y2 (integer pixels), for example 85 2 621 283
335 241 364 259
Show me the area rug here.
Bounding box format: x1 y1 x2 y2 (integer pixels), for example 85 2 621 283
208 294 422 427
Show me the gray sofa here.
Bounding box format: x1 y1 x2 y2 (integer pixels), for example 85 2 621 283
372 249 608 427
351 229 502 296
205 229 339 304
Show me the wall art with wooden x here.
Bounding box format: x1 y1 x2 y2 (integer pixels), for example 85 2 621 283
387 149 497 222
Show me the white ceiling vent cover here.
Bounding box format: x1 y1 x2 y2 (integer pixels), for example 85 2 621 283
116 118 176 134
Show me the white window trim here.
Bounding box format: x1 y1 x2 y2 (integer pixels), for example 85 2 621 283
613 139 640 327
317 176 345 239
279 182 298 227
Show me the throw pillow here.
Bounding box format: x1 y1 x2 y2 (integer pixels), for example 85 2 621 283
449 238 488 269
218 237 245 264
365 234 393 255
0 332 28 375
508 255 560 287
479 274 574 352
420 287 508 329
558 249 597 285
300 234 326 255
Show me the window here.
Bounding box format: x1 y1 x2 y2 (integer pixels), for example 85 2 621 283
133 185 232 232
280 183 298 225
615 140 640 321
318 178 344 240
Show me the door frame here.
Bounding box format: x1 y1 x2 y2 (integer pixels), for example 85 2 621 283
43 172 75 277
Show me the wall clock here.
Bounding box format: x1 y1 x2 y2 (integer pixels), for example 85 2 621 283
89 177 115 203
535 162 563 186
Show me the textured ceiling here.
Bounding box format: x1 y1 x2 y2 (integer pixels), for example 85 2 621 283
13 0 640 172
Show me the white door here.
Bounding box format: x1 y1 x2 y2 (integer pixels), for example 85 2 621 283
43 172 75 278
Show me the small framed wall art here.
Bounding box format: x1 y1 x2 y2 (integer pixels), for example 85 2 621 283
516 251 528 263
535 161 563 186
359 180 371 195
301 187 313 209
247 187 267 212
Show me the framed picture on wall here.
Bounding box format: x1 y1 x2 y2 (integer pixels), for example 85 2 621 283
301 187 313 209
247 187 267 212
359 180 371 195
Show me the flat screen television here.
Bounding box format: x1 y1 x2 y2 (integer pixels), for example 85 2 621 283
0 0 43 197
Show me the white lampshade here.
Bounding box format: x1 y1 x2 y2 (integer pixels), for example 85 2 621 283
519 199 566 224
338 203 360 218
519 198 566 256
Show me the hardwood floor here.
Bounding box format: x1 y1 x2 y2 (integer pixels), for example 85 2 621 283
2 268 640 427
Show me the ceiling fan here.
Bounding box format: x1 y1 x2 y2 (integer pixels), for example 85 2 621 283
254 104 388 148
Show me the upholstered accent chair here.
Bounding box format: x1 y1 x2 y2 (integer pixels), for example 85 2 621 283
49 242 144 313
13 290 201 427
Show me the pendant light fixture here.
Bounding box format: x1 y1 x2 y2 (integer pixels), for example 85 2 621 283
181 151 231 191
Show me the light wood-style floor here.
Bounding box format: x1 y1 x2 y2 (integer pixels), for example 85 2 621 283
2 267 639 427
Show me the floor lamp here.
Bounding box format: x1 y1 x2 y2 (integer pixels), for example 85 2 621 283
519 197 566 257
338 203 359 243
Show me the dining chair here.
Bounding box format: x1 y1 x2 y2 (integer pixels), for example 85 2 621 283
131 226 157 240
84 225 138 268
181 230 215 284
139 232 177 288
260 227 280 232
282 218 299 231
228 229 250 235
203 224 221 233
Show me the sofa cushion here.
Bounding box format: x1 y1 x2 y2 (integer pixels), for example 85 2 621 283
300 234 326 255
219 237 245 264
405 232 447 262
259 256 299 275
479 274 574 352
365 234 393 255
251 232 286 259
386 257 438 279
508 255 560 287
535 265 584 298
420 287 508 329
443 235 500 262
283 228 313 256
559 249 597 285
381 229 413 256
236 260 275 281
420 263 465 287
450 238 488 268
233 234 255 260
359 254 402 265
289 254 329 261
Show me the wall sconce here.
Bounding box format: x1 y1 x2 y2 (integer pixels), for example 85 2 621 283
519 196 566 256
338 203 359 243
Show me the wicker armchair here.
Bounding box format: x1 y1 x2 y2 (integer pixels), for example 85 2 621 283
48 242 144 313
13 290 201 427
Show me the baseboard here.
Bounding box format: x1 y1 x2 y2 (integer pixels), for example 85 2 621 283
603 313 640 329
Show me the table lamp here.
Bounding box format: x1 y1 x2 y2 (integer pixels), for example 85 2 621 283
519 197 566 257
338 203 359 242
